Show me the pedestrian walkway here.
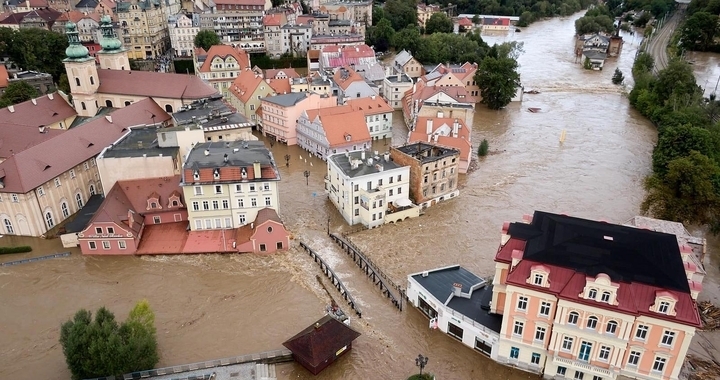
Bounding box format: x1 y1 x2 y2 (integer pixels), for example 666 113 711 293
134 223 237 254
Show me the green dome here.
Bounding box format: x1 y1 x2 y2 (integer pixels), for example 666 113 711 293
99 15 123 52
64 21 90 60
66 44 90 59
65 21 77 31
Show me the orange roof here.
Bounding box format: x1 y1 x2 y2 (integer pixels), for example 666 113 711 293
198 45 251 73
263 13 283 26
307 49 320 59
317 110 370 148
458 17 472 27
305 104 353 121
345 96 392 116
296 15 313 24
266 78 291 95
409 117 472 161
333 66 364 91
229 68 266 103
0 64 8 88
56 10 85 23
265 68 300 79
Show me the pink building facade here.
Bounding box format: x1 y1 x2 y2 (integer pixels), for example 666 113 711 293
260 92 336 145
235 208 290 253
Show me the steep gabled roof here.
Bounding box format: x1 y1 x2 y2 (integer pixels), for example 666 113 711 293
318 110 370 148
265 68 300 79
0 123 65 159
0 93 76 128
266 78 290 95
345 96 392 116
332 66 364 91
198 45 251 73
283 315 361 374
229 68 268 103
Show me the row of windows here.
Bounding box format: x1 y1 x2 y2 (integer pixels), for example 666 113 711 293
192 183 272 195
191 196 272 211
88 240 126 250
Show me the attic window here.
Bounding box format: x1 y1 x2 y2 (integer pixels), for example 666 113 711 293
213 168 220 179
241 167 247 179
345 134 351 141
193 170 200 180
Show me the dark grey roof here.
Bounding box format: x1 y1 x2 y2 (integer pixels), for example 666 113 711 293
101 127 179 158
329 19 351 26
12 71 51 79
75 0 100 8
281 24 311 29
582 50 607 60
261 92 308 107
395 142 459 164
184 140 278 173
508 211 690 292
411 265 501 333
63 194 104 233
385 73 412 83
329 150 403 179
172 97 254 131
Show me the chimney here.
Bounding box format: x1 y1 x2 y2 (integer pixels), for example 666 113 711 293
426 118 433 134
31 98 37 105
427 135 431 143
105 115 112 123
371 94 375 100
501 221 511 245
511 249 523 270
452 118 459 138
383 152 389 162
223 153 228 163
204 149 210 156
452 282 462 296
361 150 366 160
8 105 14 113
437 111 444 118
253 161 261 178
367 157 373 166
38 125 45 133
47 93 53 100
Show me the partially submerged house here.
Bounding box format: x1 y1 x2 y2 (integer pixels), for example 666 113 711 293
283 315 361 375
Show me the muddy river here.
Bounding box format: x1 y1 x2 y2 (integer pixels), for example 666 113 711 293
1 11 720 380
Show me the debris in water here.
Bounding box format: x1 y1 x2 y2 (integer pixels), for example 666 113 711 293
698 301 720 330
528 107 541 113
524 89 540 94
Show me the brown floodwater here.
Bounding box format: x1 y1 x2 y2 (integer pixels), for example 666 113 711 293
2 11 720 380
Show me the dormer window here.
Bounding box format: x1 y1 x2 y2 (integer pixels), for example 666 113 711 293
659 301 670 314
601 292 611 303
527 265 550 288
213 168 220 179
651 291 677 316
588 289 597 299
241 167 248 179
193 170 200 180
151 202 157 208
533 274 543 285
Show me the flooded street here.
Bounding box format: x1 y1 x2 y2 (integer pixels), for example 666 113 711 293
2 11 720 380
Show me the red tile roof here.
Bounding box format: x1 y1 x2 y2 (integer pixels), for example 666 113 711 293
0 64 9 88
229 68 267 103
0 93 76 128
458 17 472 27
214 0 265 5
265 68 300 79
254 207 282 226
307 107 370 148
0 98 171 193
135 222 189 254
296 15 313 25
266 78 291 95
115 175 183 213
333 66 364 91
0 123 65 159
198 45 251 73
82 181 143 236
345 96 392 116
263 13 283 26
97 70 218 100
409 117 472 162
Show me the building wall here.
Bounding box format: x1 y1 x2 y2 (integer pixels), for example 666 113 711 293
0 157 101 237
339 81 376 102
65 59 100 117
261 93 336 145
117 3 170 59
79 221 138 255
97 155 178 196
199 55 248 98
169 14 198 57
142 209 188 225
362 107 393 140
157 127 205 159
249 219 289 253
264 24 283 57
203 127 257 143
389 147 459 208
183 181 280 230
198 8 264 44
382 76 413 109
403 59 423 78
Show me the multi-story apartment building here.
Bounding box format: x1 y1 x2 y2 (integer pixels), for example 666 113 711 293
259 92 336 145
227 68 276 122
195 44 251 97
345 95 393 140
169 12 199 57
417 4 442 29
291 74 332 95
408 115 472 174
263 13 285 58
116 0 171 59
296 105 370 159
198 0 269 47
383 72 413 109
389 142 459 209
325 150 418 228
181 140 281 230
491 211 704 380
281 23 312 57
317 0 372 27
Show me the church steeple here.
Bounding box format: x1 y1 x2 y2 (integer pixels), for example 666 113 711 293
97 15 130 70
63 20 100 117
64 21 91 62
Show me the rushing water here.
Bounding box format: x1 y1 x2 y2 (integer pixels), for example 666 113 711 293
2 12 720 380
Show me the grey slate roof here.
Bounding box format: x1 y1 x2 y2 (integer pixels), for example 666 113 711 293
101 127 179 159
172 97 254 131
394 50 413 67
261 92 308 107
329 150 403 179
184 140 277 170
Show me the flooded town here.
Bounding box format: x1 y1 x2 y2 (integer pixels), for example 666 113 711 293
1 2 720 380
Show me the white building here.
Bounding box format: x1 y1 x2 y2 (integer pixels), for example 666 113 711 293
382 72 413 110
407 265 502 359
169 13 199 57
325 150 418 228
345 95 394 140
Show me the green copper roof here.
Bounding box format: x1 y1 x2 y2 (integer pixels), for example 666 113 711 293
64 21 91 61
99 15 123 52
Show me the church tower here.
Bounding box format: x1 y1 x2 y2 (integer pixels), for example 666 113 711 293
63 21 100 117
97 15 130 71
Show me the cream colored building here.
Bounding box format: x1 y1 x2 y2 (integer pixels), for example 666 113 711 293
227 68 276 122
116 0 171 59
382 72 413 110
169 12 199 57
181 141 281 230
417 4 442 28
392 50 424 79
198 0 269 46
291 74 332 95
195 45 252 98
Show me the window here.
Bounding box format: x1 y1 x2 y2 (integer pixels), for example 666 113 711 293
659 301 670 314
11 194 18 202
598 345 610 361
215 185 222 194
251 198 257 207
509 347 519 359
579 341 592 362
195 220 203 230
259 243 266 252
635 325 649 340
592 377 602 380
448 322 464 340
45 211 54 228
534 326 546 341
277 241 283 249
263 183 270 191
235 184 242 192
107 227 114 234
193 171 200 180
238 214 246 224
531 353 541 365
533 273 543 285
3 219 13 234
539 301 551 317
54 178 61 187
587 316 598 329
517 296 528 311
212 200 219 210
153 216 161 224
192 201 199 211
222 200 229 209
84 162 89 170
513 321 524 336
601 291 611 302
661 330 675 346
588 289 597 299
605 320 618 334
194 186 203 195
37 187 45 196
237 199 244 208
202 201 209 210
224 218 232 228
562 336 573 351
557 367 567 376
628 351 641 366
265 197 271 206
652 357 666 373
574 371 584 380
102 241 110 249
89 184 96 195
118 241 126 249
61 202 69 218
568 312 579 325
249 184 256 192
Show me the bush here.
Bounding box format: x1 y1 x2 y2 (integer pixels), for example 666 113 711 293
407 374 434 380
0 246 32 254
478 139 489 156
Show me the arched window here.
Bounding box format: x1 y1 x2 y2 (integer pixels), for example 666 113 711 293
89 184 95 195
587 316 598 329
124 101 131 106
90 76 94 85
75 78 80 86
45 211 54 228
105 100 113 108
165 104 173 113
568 312 579 325
81 102 86 110
61 202 69 218
588 288 597 299
3 218 14 234
76 193 84 209
601 291 611 302
605 320 618 334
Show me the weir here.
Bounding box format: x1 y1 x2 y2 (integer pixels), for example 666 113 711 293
329 233 404 311
299 241 362 318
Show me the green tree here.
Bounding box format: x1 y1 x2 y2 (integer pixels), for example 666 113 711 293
475 42 522 110
575 14 616 35
633 12 651 27
384 0 417 31
0 27 15 57
194 30 221 51
472 14 480 24
368 18 395 52
392 26 422 55
0 81 39 107
58 73 70 94
632 52 655 76
425 12 454 34
372 5 385 26
478 139 489 156
679 12 720 52
654 58 700 108
8 28 68 81
612 68 624 84
642 151 720 228
59 301 160 380
652 124 714 176
518 11 534 27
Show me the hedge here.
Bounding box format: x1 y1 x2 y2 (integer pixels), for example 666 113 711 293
0 246 32 254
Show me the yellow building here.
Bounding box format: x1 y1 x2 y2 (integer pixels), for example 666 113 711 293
116 0 171 59
195 45 252 98
226 68 276 122
416 4 442 29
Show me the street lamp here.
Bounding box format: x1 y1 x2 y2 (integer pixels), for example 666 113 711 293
415 354 429 376
303 170 310 186
284 154 290 167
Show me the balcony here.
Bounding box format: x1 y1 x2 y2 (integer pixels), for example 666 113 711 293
553 356 612 376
